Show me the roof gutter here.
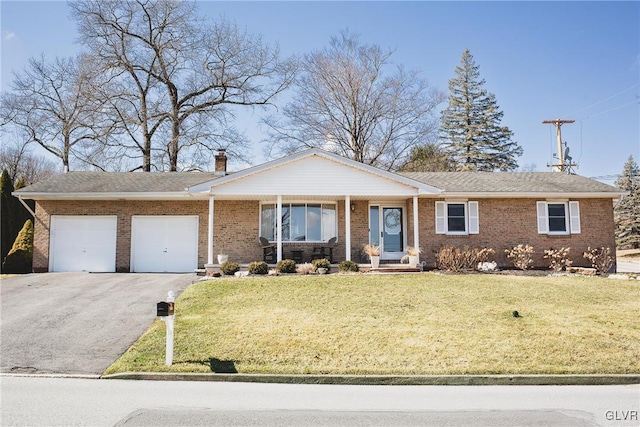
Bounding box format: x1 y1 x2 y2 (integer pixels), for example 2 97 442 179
426 191 625 199
11 191 209 201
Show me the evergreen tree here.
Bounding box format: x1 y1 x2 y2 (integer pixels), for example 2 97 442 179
0 169 32 263
1 169 17 262
399 143 455 172
439 49 522 171
2 219 33 274
614 155 640 249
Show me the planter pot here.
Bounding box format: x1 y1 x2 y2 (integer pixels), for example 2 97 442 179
408 255 419 268
217 254 229 264
317 267 328 274
370 255 380 269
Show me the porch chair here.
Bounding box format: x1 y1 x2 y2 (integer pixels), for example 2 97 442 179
312 236 337 263
259 237 277 263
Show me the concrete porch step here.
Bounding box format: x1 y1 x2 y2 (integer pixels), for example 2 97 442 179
361 264 422 273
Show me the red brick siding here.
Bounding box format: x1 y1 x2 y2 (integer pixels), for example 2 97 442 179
33 200 209 272
32 197 616 271
413 198 616 269
213 200 260 262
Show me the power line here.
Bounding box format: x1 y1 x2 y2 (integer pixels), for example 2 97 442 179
589 175 618 181
578 100 640 120
560 83 639 118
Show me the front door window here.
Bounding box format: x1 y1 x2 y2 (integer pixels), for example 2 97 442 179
383 207 403 253
369 205 405 259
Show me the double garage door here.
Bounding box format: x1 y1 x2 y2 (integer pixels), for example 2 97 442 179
49 215 198 273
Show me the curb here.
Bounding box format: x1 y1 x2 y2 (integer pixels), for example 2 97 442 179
100 372 640 386
1 373 101 379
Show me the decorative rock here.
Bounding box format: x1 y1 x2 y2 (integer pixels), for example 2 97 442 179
607 274 630 280
477 261 498 272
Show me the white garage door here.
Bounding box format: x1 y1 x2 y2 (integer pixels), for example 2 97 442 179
50 216 117 272
131 216 199 273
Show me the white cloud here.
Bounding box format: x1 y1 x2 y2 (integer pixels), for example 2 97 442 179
2 31 16 41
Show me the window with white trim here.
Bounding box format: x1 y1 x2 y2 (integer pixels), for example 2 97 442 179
435 201 479 235
260 203 337 242
536 201 580 235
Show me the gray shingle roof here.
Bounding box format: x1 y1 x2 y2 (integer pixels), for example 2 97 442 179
14 169 621 197
399 172 621 194
14 171 218 194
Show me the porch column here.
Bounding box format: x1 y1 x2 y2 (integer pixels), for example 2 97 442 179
207 194 214 265
413 195 420 263
344 196 351 261
276 195 283 261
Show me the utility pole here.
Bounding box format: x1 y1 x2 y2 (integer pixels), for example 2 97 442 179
543 119 576 172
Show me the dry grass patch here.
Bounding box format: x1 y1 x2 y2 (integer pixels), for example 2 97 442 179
105 274 640 375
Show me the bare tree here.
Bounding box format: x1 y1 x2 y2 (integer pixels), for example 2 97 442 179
265 30 445 171
0 54 111 172
71 0 295 171
0 132 57 184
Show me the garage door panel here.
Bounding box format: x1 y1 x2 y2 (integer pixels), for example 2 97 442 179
131 216 198 273
50 216 117 272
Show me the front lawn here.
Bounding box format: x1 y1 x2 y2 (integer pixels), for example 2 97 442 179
105 273 639 375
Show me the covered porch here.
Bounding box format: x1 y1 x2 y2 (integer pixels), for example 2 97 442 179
187 149 441 267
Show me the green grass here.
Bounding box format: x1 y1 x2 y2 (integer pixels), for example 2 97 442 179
105 273 640 375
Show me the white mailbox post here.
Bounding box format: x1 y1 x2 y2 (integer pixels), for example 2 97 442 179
157 291 175 366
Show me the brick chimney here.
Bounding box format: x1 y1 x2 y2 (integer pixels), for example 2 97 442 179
215 149 227 176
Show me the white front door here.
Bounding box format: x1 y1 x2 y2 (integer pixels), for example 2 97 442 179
130 216 198 272
49 216 117 272
369 205 405 260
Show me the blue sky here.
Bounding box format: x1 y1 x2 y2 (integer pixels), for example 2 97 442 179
2 1 639 179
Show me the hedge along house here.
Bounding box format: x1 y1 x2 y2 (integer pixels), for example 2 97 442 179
14 149 624 273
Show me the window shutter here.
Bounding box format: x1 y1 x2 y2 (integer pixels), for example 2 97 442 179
536 201 548 234
468 201 479 234
569 201 581 234
435 201 446 234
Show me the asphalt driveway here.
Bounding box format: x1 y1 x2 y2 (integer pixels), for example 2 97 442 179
1 273 196 376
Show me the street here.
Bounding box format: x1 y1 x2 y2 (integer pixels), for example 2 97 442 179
617 260 640 273
1 376 638 426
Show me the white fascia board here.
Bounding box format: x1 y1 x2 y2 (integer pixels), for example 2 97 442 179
13 192 202 201
425 192 624 199
188 148 443 195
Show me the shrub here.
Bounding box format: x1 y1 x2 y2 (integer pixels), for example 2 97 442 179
543 247 573 272
2 219 33 274
436 246 495 272
220 261 240 275
296 263 314 274
248 261 269 275
312 258 330 271
338 260 359 273
505 244 535 270
276 259 296 274
583 247 614 274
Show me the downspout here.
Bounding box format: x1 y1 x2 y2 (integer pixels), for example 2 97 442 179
17 195 37 218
